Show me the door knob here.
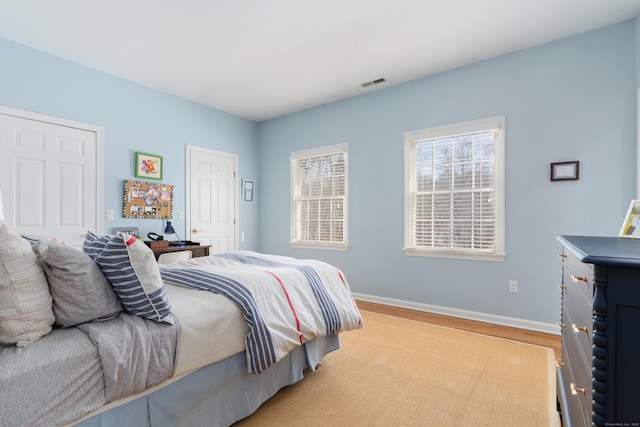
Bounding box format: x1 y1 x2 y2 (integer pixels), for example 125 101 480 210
192 228 203 233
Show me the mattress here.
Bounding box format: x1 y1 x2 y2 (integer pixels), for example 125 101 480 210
1 283 252 427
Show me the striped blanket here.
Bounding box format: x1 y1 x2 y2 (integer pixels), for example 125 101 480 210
159 251 363 373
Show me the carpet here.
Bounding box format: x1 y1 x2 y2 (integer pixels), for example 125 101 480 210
234 310 561 426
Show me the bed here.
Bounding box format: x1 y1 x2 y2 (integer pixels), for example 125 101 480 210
0 222 363 427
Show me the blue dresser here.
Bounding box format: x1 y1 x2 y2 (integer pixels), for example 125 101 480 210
557 235 640 426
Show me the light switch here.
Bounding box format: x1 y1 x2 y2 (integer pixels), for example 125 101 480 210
106 209 115 221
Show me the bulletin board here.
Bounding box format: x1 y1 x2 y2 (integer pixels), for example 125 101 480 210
123 180 173 219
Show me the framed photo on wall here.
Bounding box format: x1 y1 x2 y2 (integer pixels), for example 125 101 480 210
550 161 579 181
242 178 255 203
620 199 640 238
135 152 163 180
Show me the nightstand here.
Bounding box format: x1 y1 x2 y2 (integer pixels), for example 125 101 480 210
148 243 211 260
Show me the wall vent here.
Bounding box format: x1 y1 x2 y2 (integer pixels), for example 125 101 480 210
361 78 386 88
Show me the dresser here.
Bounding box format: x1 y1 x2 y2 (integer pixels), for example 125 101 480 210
557 235 640 427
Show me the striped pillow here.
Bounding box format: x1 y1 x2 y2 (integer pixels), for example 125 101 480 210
84 232 173 324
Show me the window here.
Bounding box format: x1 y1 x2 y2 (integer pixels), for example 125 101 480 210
404 116 505 261
290 143 348 250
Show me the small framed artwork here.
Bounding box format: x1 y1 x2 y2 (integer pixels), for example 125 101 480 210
135 152 163 180
242 178 255 203
619 199 640 238
550 161 579 181
551 161 580 181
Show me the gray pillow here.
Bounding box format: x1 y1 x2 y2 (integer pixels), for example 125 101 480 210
33 239 122 327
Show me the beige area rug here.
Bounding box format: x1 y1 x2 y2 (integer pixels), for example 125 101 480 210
235 310 561 427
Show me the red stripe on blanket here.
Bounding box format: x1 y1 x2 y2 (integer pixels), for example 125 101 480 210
263 270 304 344
337 269 347 286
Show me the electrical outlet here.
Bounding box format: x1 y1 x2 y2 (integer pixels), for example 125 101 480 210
509 280 518 293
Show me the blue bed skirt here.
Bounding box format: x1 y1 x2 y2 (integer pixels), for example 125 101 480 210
73 335 340 427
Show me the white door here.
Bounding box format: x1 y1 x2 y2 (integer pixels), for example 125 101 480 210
187 145 237 253
0 107 103 247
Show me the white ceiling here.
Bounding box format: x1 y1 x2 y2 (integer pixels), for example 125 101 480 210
1 1 639 122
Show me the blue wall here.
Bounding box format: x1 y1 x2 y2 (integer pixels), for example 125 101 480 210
257 22 637 324
0 37 260 249
0 21 637 326
637 14 640 88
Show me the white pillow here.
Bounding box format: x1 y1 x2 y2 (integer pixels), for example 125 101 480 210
84 232 173 324
0 220 55 346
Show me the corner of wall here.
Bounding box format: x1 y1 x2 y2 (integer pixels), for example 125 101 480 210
635 15 640 198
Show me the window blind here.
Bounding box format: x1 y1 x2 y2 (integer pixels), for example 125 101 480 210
408 129 498 252
291 145 347 247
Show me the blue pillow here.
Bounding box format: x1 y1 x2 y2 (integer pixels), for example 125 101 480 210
84 232 173 324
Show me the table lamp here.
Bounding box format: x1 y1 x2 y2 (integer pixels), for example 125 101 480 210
164 220 185 246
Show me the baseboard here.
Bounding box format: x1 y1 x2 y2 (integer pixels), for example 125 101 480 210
352 293 560 336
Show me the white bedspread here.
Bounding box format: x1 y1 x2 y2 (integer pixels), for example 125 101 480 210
160 251 364 373
165 283 248 376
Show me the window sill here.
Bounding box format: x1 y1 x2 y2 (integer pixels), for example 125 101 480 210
403 247 505 262
290 242 349 251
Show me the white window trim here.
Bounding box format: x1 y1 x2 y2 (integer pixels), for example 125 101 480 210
290 143 349 251
403 116 505 262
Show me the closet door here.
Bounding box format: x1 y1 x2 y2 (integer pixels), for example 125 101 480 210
0 107 103 247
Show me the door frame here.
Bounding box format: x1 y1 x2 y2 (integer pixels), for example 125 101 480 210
185 144 239 248
0 104 105 234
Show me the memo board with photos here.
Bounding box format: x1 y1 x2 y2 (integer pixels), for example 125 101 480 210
123 180 173 219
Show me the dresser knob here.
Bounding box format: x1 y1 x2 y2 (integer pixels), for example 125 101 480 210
571 274 587 283
555 360 565 368
570 383 586 395
557 284 567 290
557 253 567 259
572 324 589 334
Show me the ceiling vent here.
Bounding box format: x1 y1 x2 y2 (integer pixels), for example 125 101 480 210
361 78 386 88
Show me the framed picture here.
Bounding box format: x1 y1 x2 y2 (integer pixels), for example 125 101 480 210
123 180 173 219
242 178 255 203
550 161 579 181
619 199 640 238
135 152 163 180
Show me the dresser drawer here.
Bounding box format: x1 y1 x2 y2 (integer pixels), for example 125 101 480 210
563 250 593 302
559 343 591 427
562 285 592 359
562 307 592 427
562 307 592 382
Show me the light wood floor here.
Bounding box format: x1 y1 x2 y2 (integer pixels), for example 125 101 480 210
356 300 561 360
